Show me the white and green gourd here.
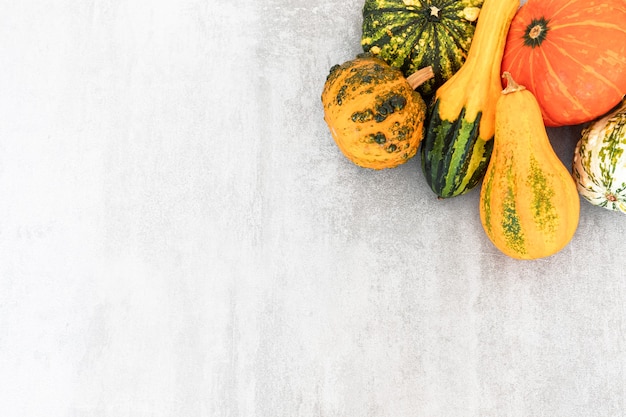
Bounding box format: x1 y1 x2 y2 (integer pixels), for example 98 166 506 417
572 98 626 213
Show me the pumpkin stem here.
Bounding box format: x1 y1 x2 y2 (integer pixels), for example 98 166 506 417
501 71 525 95
407 66 434 90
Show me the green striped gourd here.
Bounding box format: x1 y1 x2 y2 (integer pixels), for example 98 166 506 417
361 0 483 98
572 99 626 213
420 0 519 198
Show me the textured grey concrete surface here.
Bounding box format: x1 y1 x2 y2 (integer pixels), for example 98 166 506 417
1 1 625 416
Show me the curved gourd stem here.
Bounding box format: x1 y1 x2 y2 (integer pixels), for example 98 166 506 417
407 66 434 90
502 71 526 95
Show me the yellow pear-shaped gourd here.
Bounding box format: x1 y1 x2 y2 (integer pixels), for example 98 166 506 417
479 72 580 260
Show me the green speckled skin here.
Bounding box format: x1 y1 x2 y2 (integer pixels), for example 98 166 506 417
527 155 557 233
361 0 483 98
501 186 524 256
321 55 429 169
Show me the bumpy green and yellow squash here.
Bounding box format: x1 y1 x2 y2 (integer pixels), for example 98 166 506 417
572 98 626 213
321 55 434 169
361 0 483 98
420 0 519 198
479 73 580 260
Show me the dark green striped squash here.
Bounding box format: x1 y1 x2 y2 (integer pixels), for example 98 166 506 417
420 0 519 198
361 0 483 98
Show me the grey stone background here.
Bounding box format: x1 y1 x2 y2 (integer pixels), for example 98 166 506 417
1 0 625 416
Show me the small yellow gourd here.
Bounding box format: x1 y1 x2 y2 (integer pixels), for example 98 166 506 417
321 55 433 170
479 72 580 260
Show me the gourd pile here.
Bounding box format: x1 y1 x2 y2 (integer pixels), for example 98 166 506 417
321 0 626 260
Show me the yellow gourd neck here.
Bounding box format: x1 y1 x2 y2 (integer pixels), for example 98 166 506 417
436 0 520 140
464 0 519 65
495 72 552 153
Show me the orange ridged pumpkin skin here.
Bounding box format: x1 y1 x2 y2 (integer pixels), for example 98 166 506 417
501 0 626 127
479 74 580 260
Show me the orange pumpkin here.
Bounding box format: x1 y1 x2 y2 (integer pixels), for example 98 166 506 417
501 0 626 127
